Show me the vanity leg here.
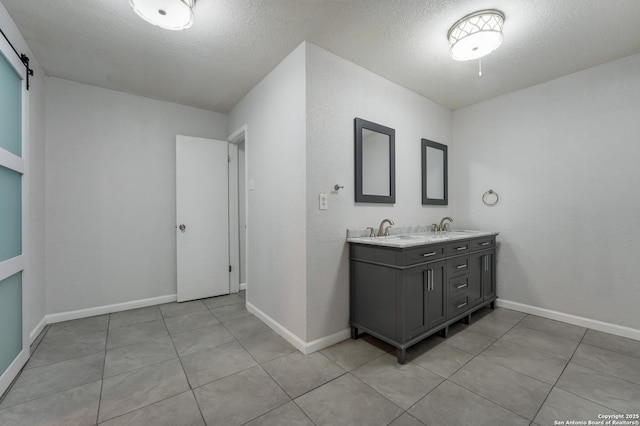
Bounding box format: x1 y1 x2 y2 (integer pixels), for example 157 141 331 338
351 326 360 340
396 348 406 364
463 314 471 325
439 326 449 338
490 301 495 309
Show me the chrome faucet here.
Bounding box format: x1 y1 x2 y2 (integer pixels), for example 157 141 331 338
433 216 453 232
377 218 394 236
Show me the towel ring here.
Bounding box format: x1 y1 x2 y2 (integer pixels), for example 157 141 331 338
482 189 499 206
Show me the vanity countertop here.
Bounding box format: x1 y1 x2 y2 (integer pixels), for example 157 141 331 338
347 230 499 248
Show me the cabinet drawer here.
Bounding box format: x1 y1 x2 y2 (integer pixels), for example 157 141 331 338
403 244 446 265
446 240 470 256
449 295 470 317
447 256 469 277
471 236 495 251
449 276 469 295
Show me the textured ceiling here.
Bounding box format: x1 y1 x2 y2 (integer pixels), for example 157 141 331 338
3 0 640 112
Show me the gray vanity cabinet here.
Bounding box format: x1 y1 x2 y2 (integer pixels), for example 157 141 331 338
349 234 497 364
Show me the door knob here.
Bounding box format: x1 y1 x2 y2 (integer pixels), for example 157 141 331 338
178 224 186 232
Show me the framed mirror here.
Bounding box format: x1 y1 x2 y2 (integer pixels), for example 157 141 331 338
354 118 395 203
422 139 448 205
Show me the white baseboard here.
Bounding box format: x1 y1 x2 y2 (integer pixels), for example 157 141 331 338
246 301 307 353
239 283 246 291
305 328 351 354
29 316 48 344
496 299 640 341
245 301 349 355
44 294 177 325
0 348 28 397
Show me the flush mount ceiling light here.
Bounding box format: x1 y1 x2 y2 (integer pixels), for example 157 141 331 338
130 0 196 31
448 10 505 61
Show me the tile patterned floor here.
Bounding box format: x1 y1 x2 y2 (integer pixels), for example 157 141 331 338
1 292 639 425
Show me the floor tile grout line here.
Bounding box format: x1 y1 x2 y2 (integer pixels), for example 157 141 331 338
108 317 163 332
577 340 640 364
405 312 539 422
21 347 107 372
260 355 349 402
238 399 293 425
0 353 108 411
569 357 640 387
528 325 589 423
105 329 172 352
553 333 639 412
581 330 640 360
440 376 535 422
95 312 110 425
361 310 508 414
346 369 405 412
95 390 200 425
193 296 297 424
159 309 209 426
516 318 587 343
97 292 269 424
291 399 319 426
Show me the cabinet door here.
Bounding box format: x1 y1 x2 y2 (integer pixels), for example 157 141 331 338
468 252 484 308
404 260 446 340
469 249 496 307
482 250 496 300
405 267 428 339
425 261 447 329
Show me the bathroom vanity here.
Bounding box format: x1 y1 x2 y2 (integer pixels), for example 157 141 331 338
348 230 498 363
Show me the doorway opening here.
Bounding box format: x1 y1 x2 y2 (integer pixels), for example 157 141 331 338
228 125 248 294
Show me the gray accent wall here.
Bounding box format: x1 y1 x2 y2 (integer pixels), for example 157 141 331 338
44 77 228 315
452 52 640 330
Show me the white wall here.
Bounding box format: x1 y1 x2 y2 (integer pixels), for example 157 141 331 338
0 2 47 339
228 44 308 340
452 53 640 330
305 43 453 341
45 78 227 314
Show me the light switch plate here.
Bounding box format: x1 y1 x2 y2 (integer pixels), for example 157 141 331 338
319 193 328 210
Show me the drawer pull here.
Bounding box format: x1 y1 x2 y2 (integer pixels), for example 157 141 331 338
456 246 467 251
456 264 467 269
480 242 490 246
456 302 468 309
456 283 468 289
422 252 437 257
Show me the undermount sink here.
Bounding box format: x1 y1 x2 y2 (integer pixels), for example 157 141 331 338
386 235 421 240
443 231 474 236
384 234 450 242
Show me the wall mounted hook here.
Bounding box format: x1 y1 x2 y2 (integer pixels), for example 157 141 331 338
334 184 344 191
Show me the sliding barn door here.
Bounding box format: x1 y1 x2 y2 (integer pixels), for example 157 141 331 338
0 38 29 396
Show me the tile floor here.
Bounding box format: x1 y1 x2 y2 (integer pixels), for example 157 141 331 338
1 291 639 425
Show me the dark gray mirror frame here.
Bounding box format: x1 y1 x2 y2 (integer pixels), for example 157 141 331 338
354 118 396 204
422 139 448 205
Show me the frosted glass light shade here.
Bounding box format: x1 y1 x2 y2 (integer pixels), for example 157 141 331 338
130 0 195 30
448 10 504 61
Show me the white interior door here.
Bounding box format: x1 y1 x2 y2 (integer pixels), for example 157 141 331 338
176 135 230 302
